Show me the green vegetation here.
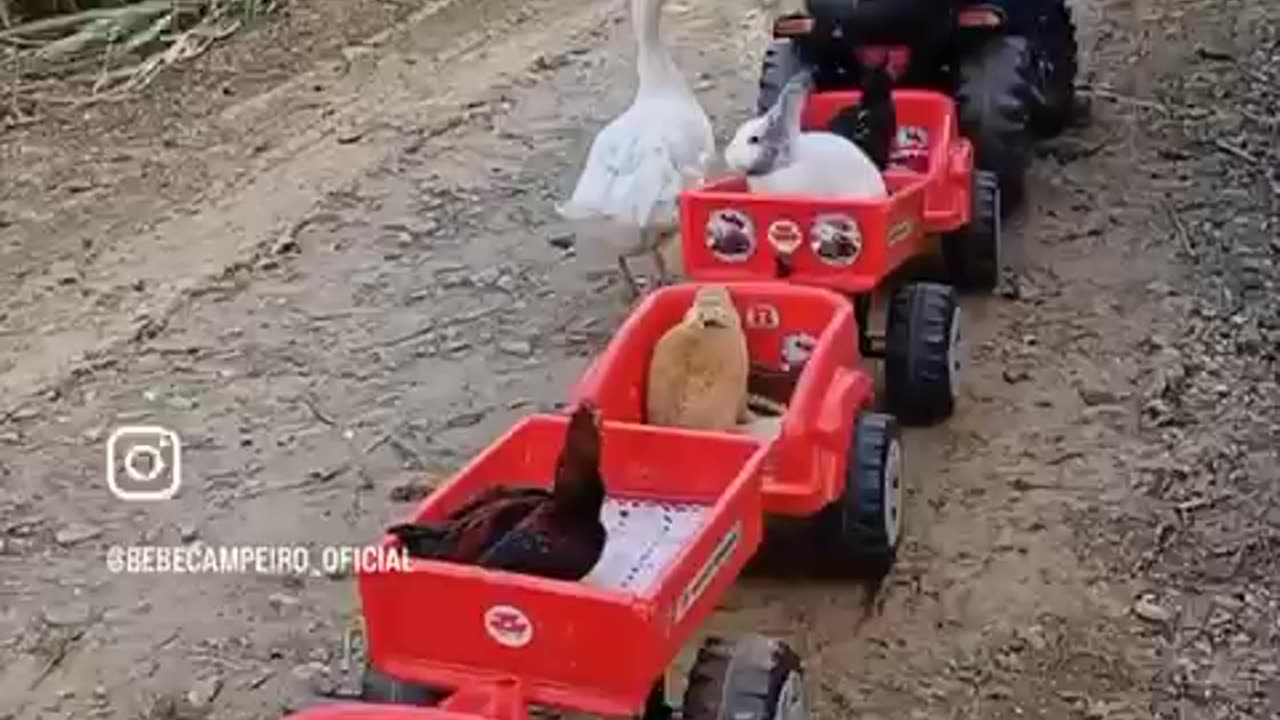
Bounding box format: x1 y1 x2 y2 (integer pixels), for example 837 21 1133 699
1 0 278 116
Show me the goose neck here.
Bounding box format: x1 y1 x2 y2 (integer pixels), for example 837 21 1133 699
633 0 678 92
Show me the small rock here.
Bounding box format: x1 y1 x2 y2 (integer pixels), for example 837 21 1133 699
336 128 364 144
291 662 335 695
1081 404 1128 424
498 340 534 358
272 233 300 255
167 396 196 411
178 524 200 543
1002 367 1031 384
444 411 485 429
186 676 223 710
1022 624 1049 652
547 234 575 250
1132 596 1174 624
472 268 501 286
43 603 92 628
268 592 301 613
54 523 102 546
388 482 430 503
1077 381 1120 406
983 684 1013 700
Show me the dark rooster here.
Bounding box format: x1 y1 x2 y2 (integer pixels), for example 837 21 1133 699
828 61 897 171
386 402 607 581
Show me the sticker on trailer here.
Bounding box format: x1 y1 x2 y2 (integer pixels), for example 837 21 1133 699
766 219 803 255
675 522 742 622
893 125 928 152
781 333 818 370
744 303 780 330
890 125 930 172
888 219 915 246
484 605 534 648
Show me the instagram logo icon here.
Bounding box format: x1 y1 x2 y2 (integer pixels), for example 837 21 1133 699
106 426 182 501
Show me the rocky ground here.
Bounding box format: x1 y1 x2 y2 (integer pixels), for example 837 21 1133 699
0 0 1276 718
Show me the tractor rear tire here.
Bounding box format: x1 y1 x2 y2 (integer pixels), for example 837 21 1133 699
954 35 1035 214
681 636 808 720
884 282 961 425
757 40 808 114
1027 0 1080 137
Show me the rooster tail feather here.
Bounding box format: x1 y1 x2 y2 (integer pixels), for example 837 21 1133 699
386 522 452 557
553 401 604 504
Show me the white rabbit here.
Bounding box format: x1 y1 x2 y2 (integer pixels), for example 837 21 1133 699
723 71 888 199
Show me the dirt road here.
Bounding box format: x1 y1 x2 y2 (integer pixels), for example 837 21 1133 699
0 0 1276 717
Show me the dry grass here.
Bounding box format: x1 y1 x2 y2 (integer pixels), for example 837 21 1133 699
1 0 278 122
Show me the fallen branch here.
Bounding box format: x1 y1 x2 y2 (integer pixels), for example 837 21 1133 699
1078 85 1175 116
1162 200 1195 258
1214 139 1260 164
0 0 277 116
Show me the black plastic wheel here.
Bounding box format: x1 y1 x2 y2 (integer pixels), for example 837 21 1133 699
681 635 807 720
360 666 443 705
954 35 1035 213
1026 0 1080 137
815 412 904 579
942 169 1002 292
884 281 961 425
757 40 808 114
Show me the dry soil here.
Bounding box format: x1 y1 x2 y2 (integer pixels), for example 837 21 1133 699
0 0 1276 718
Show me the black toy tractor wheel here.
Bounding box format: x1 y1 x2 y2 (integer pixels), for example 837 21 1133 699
815 412 903 579
884 282 961 425
942 169 1002 292
954 35 1035 213
681 635 808 720
1027 0 1080 137
360 665 443 705
757 40 807 114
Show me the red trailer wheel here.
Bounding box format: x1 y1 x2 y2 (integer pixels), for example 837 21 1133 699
360 665 442 706
942 169 1003 293
816 412 903 579
884 281 962 425
681 635 808 720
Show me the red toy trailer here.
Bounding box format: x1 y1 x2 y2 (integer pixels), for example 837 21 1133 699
349 413 812 720
571 282 904 574
680 89 1000 425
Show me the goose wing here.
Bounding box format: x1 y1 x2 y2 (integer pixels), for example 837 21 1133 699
559 112 687 231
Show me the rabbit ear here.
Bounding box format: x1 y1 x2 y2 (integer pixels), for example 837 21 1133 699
759 70 813 147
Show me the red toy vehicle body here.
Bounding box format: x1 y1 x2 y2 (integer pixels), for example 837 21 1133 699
286 696 530 720
571 281 904 574
679 90 996 426
320 286 901 720
682 90 975 296
356 414 773 717
573 282 868 518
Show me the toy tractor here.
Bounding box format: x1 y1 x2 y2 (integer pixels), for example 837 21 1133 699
757 0 1081 214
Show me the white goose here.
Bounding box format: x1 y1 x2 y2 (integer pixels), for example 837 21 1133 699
557 0 714 298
